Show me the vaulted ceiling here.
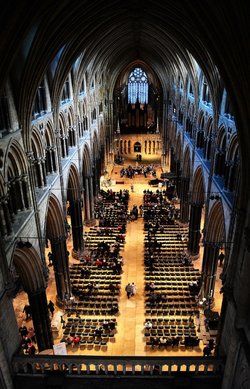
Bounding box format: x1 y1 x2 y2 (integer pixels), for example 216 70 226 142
0 0 250 168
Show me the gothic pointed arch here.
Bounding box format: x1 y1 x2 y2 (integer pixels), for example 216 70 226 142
31 126 46 188
12 246 53 351
45 193 71 303
67 163 81 202
191 166 205 205
225 134 239 192
13 247 46 293
82 144 92 177
196 111 205 149
46 193 66 238
201 201 225 299
204 116 213 160
44 120 57 175
214 126 227 176
4 139 31 220
206 201 225 244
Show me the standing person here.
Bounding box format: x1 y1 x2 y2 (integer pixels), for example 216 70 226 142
130 184 134 193
48 300 55 317
218 251 225 267
23 304 32 320
48 251 53 266
19 323 28 339
131 282 137 296
28 327 36 343
125 283 133 298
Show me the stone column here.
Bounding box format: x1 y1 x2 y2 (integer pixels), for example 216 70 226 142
179 176 190 223
21 174 31 209
188 202 202 256
28 288 53 351
83 178 91 222
0 197 12 236
17 176 26 210
35 158 43 187
41 157 47 187
70 198 84 257
88 176 95 220
201 241 220 299
0 337 14 389
50 235 71 304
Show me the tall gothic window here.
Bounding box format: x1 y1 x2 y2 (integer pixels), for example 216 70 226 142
128 67 148 104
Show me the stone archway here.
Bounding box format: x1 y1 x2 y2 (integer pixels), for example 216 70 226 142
45 194 71 305
201 201 225 299
13 246 53 351
134 142 141 153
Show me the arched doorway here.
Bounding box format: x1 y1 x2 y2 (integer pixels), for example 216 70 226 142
134 142 141 153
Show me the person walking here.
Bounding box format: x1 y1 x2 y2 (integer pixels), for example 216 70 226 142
125 283 133 298
23 304 32 320
48 300 55 317
131 282 137 296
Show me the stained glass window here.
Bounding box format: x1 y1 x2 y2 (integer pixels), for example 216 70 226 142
128 67 148 104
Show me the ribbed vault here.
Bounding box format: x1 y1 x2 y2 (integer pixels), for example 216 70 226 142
0 0 250 200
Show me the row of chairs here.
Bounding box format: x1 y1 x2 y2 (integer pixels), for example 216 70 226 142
143 196 200 347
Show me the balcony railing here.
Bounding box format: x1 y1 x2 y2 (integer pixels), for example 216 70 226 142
13 355 224 377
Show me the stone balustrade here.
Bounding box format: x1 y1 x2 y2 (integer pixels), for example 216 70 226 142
13 355 224 377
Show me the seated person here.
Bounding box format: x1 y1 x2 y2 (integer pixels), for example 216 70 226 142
144 320 153 330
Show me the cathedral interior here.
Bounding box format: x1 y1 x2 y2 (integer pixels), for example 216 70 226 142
0 1 250 389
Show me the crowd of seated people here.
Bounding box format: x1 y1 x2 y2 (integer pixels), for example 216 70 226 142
68 190 130 318
144 317 199 350
120 164 157 179
61 317 117 349
142 190 201 350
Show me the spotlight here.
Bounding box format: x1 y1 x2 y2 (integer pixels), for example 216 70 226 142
209 195 215 200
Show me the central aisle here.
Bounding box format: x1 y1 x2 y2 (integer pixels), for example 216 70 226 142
115 186 145 355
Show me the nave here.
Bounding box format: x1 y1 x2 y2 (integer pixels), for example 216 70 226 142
14 157 223 357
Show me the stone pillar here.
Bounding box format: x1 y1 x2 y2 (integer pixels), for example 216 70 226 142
41 157 47 187
88 176 95 220
83 177 91 222
50 235 71 304
0 337 14 389
70 198 84 257
0 197 12 236
28 288 53 351
179 176 190 223
21 174 31 209
188 202 202 256
201 241 220 299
